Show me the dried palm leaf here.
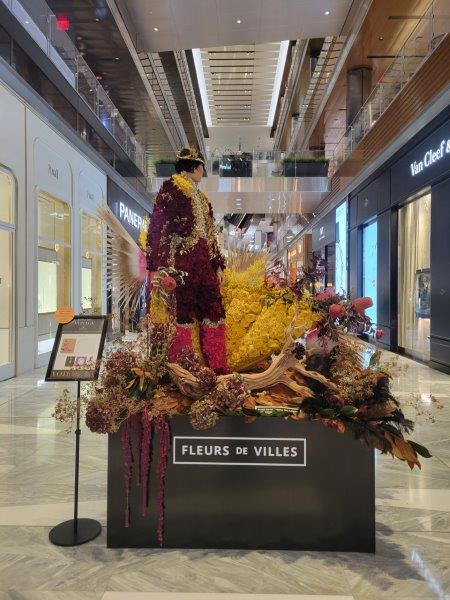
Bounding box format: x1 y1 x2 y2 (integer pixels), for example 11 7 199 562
97 205 147 314
226 248 270 273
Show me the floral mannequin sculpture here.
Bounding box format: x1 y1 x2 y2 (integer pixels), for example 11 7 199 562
147 148 229 374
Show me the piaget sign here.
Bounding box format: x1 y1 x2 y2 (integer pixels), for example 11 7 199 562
410 138 450 176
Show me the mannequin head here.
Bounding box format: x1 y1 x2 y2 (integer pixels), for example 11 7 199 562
175 148 206 183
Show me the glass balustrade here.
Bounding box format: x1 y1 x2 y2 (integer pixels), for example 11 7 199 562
330 0 449 177
150 150 329 182
4 0 146 175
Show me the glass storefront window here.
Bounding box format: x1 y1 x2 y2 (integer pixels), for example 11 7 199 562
362 220 377 325
335 201 348 295
37 193 71 355
81 213 103 314
325 243 336 289
0 170 14 375
398 193 431 361
0 170 13 224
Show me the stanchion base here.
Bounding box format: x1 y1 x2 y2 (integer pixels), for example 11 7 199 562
49 518 102 546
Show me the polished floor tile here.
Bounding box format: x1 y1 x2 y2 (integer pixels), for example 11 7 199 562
102 594 355 600
0 352 449 599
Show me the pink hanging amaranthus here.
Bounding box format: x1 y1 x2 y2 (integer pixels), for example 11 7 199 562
121 419 133 528
140 408 153 516
121 411 171 545
154 416 171 546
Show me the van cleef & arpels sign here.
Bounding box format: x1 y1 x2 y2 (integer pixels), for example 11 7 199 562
410 138 450 176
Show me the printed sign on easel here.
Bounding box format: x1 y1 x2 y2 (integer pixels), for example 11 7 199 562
46 315 108 382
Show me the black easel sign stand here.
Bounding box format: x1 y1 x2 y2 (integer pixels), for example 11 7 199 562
45 315 108 546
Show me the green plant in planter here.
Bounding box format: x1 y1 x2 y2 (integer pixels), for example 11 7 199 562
282 156 329 164
154 157 177 165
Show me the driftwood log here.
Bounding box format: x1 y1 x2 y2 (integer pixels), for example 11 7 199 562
167 342 338 403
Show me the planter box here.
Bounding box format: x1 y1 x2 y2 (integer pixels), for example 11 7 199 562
220 157 252 177
107 416 375 551
155 163 176 177
282 162 329 177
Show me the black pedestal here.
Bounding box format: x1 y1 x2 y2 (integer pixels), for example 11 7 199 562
49 518 102 546
107 417 375 552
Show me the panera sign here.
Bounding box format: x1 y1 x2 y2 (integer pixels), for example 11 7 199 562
410 138 450 176
173 436 306 467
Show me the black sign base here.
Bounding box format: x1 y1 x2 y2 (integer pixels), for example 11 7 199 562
107 417 375 552
49 518 102 546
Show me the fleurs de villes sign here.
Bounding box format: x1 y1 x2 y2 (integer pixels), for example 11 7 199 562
410 138 450 176
173 436 306 466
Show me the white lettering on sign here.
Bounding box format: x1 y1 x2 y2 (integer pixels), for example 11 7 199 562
173 436 306 466
410 139 450 176
118 201 143 230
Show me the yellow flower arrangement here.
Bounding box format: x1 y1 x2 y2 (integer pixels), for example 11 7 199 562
148 250 319 372
172 173 193 194
222 255 319 372
138 216 150 251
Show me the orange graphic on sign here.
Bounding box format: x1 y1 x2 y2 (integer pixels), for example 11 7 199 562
54 306 75 324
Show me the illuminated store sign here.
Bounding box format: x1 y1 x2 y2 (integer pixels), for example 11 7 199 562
107 178 150 244
312 209 336 251
410 138 450 176
119 201 144 230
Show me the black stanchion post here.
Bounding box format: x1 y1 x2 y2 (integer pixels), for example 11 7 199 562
49 380 102 546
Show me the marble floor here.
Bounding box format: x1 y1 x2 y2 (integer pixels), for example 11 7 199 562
0 352 449 600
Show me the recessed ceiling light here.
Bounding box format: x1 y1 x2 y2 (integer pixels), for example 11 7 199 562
325 10 330 15
95 17 100 22
115 57 120 61
379 35 384 40
236 19 242 24
153 27 159 31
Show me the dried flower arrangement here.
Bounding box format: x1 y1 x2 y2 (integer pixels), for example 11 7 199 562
53 253 432 544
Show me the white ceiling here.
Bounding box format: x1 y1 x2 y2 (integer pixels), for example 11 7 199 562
206 125 273 152
198 43 284 126
121 0 354 52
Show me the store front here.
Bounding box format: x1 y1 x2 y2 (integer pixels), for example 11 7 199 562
398 192 431 361
312 210 336 291
287 234 312 282
348 108 450 372
30 123 107 368
107 178 151 336
0 169 15 380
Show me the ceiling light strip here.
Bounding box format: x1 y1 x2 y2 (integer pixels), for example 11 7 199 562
267 40 289 127
192 48 212 127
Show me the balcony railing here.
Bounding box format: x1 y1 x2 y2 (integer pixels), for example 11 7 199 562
330 0 449 177
1 0 147 175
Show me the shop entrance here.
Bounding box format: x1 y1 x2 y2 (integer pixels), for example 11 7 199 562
37 191 71 363
398 191 431 361
0 169 15 381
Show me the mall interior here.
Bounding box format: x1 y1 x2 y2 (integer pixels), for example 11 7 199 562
0 0 449 598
